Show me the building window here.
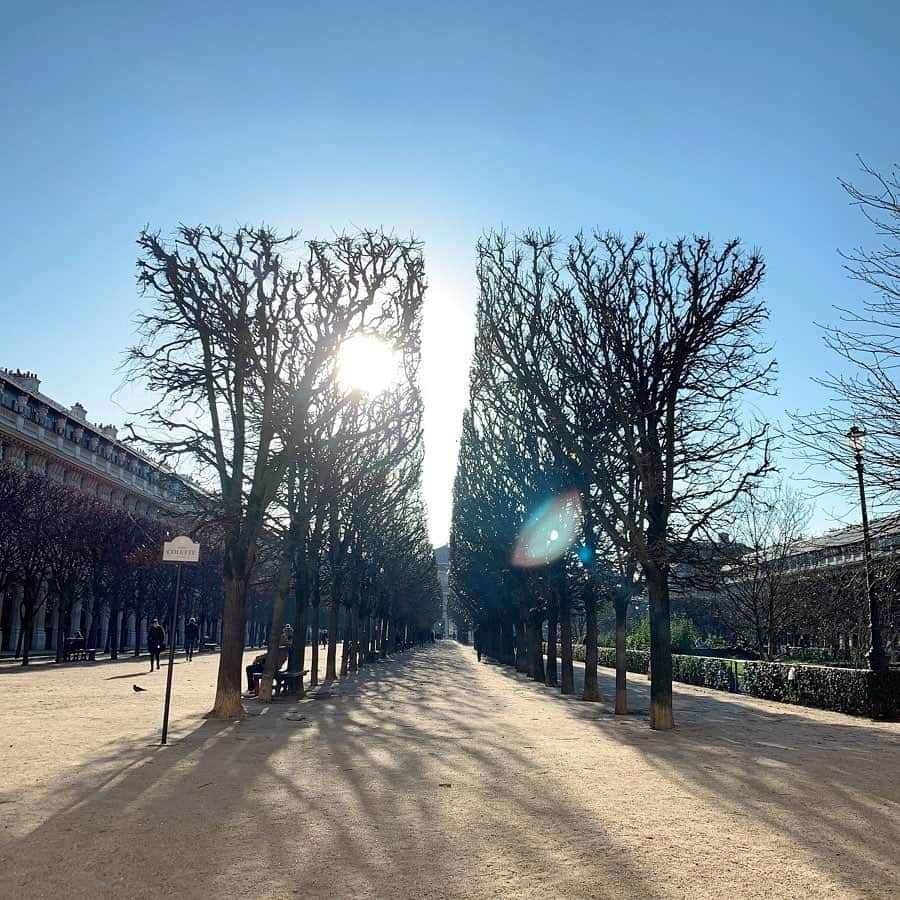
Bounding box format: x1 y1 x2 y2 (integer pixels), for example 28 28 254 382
22 452 29 470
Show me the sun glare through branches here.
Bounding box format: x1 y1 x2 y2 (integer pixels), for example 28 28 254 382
337 334 402 395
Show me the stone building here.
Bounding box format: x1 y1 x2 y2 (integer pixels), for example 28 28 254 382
0 367 200 655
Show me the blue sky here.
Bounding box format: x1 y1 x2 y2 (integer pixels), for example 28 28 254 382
2 1 898 543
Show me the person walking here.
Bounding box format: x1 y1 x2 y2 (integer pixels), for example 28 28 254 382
184 617 200 662
147 618 166 672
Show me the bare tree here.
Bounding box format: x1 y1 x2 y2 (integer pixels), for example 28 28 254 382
788 160 900 672
790 162 900 487
472 230 774 730
129 226 305 717
713 482 812 657
251 230 425 702
562 232 774 729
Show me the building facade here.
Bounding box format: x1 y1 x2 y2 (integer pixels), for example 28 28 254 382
0 367 196 655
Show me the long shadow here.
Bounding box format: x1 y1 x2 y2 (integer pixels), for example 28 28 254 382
0 644 656 899
487 651 900 896
104 661 188 681
253 645 658 898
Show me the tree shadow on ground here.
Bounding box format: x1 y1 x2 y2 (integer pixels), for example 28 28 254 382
490 653 900 897
0 645 656 900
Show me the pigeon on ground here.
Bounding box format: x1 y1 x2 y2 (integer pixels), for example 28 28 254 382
133 684 147 692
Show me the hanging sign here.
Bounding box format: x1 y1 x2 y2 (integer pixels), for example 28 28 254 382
162 535 201 564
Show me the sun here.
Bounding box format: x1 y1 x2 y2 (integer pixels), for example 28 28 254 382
337 334 401 394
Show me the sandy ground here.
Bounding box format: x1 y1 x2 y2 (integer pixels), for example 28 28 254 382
0 643 898 900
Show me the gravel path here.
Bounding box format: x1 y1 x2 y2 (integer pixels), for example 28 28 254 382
1 642 898 899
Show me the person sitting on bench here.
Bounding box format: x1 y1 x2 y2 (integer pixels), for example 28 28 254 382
245 626 293 693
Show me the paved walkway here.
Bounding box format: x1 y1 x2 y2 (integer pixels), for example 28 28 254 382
0 643 898 899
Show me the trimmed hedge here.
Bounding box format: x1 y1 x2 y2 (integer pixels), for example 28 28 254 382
743 661 900 719
562 645 736 691
672 655 736 691
550 643 899 717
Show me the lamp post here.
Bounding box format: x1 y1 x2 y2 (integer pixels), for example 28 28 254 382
846 426 888 672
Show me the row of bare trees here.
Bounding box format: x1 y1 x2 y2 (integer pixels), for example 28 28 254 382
127 226 440 717
452 162 900 722
451 230 774 730
0 464 225 664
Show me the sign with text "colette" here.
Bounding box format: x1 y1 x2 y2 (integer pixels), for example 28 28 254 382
162 535 201 564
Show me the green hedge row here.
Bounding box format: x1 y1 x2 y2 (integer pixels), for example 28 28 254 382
551 643 898 717
561 645 736 691
742 661 900 719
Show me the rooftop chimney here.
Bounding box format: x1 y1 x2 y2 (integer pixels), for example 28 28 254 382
70 402 87 422
8 369 41 393
100 424 118 441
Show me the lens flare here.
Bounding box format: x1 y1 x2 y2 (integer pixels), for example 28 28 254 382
511 490 583 568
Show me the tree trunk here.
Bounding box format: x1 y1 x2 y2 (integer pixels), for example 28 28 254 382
309 602 320 686
614 594 628 715
349 606 359 672
356 612 368 668
514 613 528 673
766 593 777 660
325 600 339 680
133 603 143 657
559 589 574 694
647 566 674 730
259 549 296 702
582 584 601 702
109 605 120 661
87 596 100 650
207 574 248 719
528 607 545 682
55 600 66 664
497 617 511 666
340 606 351 676
22 614 34 666
289 559 308 675
291 600 309 698
545 596 558 687
19 598 30 665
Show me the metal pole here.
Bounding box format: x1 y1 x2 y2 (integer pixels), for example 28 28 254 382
854 453 887 672
161 563 182 745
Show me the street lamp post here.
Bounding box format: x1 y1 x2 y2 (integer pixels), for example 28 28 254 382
846 426 888 672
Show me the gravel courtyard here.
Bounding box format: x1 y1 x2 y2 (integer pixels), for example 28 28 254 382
1 643 898 899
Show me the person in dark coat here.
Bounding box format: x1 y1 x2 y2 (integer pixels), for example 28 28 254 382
147 618 166 672
184 617 200 662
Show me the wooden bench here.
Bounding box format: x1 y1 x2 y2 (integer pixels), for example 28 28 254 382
63 639 97 662
273 669 308 697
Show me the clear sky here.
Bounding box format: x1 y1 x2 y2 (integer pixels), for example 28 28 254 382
2 1 899 544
